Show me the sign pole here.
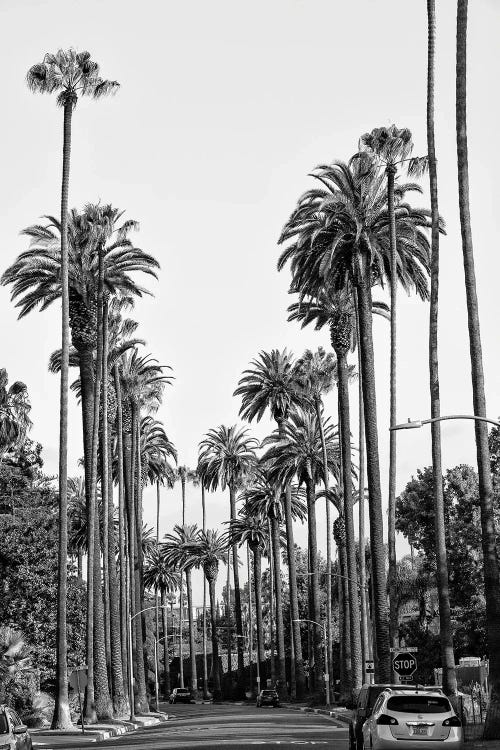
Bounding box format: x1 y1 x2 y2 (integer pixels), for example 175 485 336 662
76 671 85 734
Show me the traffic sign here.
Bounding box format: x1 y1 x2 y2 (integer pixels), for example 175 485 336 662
393 652 417 677
69 668 88 692
365 660 375 674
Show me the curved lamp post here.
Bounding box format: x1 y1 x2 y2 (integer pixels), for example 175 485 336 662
390 414 500 431
293 618 330 707
129 605 173 720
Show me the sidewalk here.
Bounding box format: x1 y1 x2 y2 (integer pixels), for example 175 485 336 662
31 712 168 747
282 701 353 725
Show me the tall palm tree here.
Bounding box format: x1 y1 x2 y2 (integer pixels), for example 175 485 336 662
278 154 430 680
234 350 306 698
196 467 210 699
198 425 258 698
226 511 270 687
163 524 201 698
293 346 342 692
262 409 340 693
360 124 420 653
22 50 118 730
143 548 180 699
420 0 459 699
456 2 500 737
175 466 198 525
188 529 229 701
118 349 172 712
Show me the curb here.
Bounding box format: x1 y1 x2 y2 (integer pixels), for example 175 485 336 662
282 703 351 725
32 712 169 743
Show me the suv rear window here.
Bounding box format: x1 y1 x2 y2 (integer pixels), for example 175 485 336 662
0 712 8 734
262 690 277 696
177 689 190 693
387 696 451 714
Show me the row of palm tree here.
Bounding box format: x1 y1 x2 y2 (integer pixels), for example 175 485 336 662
4 0 499 737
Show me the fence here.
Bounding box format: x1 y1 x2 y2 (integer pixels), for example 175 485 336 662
457 682 488 743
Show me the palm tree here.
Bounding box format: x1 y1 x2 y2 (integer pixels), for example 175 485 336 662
456 2 500 737
418 0 459 699
278 154 430 680
198 425 258 698
196 466 210 698
21 50 118 729
143 548 180 699
234 350 306 698
360 124 420 654
294 346 344 692
163 524 201 697
175 466 198 525
262 409 340 693
118 349 172 712
188 529 229 700
226 511 270 687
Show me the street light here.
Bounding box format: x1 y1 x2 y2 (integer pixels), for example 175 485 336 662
390 414 500 431
293 619 330 707
129 604 171 720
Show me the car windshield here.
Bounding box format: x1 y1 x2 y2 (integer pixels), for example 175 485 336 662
262 691 277 696
0 713 8 734
177 689 190 693
387 696 451 714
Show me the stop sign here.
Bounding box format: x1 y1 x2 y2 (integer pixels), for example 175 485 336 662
393 652 417 677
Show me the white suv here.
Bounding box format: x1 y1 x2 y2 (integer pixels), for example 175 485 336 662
362 689 463 749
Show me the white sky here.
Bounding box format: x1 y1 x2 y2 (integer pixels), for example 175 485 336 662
1 0 499 603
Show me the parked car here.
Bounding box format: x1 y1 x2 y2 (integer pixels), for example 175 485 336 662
169 687 194 704
0 705 33 749
256 689 280 708
349 684 445 750
361 688 463 749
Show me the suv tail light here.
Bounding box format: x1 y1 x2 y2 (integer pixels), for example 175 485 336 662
443 716 461 727
377 714 398 726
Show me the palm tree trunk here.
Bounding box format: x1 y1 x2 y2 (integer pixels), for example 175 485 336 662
386 164 399 655
456 2 500 737
305 471 323 694
252 546 266 687
229 484 245 697
92 244 113 720
161 590 171 698
336 352 362 692
355 270 391 681
201 486 209 699
246 544 254 693
268 519 276 687
355 297 370 676
114 364 129 699
208 576 222 700
77 551 83 580
282 485 305 701
101 302 111 681
270 511 287 699
426 0 458 699
225 555 232 696
52 99 73 731
185 568 198 697
132 407 148 711
339 538 352 702
155 481 161 705
314 398 334 699
123 428 136 714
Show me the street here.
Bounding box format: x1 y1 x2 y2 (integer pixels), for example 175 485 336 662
32 703 348 750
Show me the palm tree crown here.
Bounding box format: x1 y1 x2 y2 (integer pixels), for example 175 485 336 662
27 49 119 109
234 349 303 423
198 425 258 492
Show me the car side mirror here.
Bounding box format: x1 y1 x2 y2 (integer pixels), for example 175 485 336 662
14 725 27 734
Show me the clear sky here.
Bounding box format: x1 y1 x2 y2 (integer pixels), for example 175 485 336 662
1 0 499 602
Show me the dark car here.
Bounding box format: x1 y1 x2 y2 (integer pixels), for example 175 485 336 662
169 687 194 704
0 705 33 749
256 689 280 708
349 684 444 750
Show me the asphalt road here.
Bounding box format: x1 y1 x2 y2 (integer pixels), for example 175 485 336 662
34 703 348 750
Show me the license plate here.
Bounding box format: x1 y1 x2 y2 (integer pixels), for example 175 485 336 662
411 727 428 736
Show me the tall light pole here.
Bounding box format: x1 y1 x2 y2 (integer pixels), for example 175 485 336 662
294 619 330 707
129 605 172 720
